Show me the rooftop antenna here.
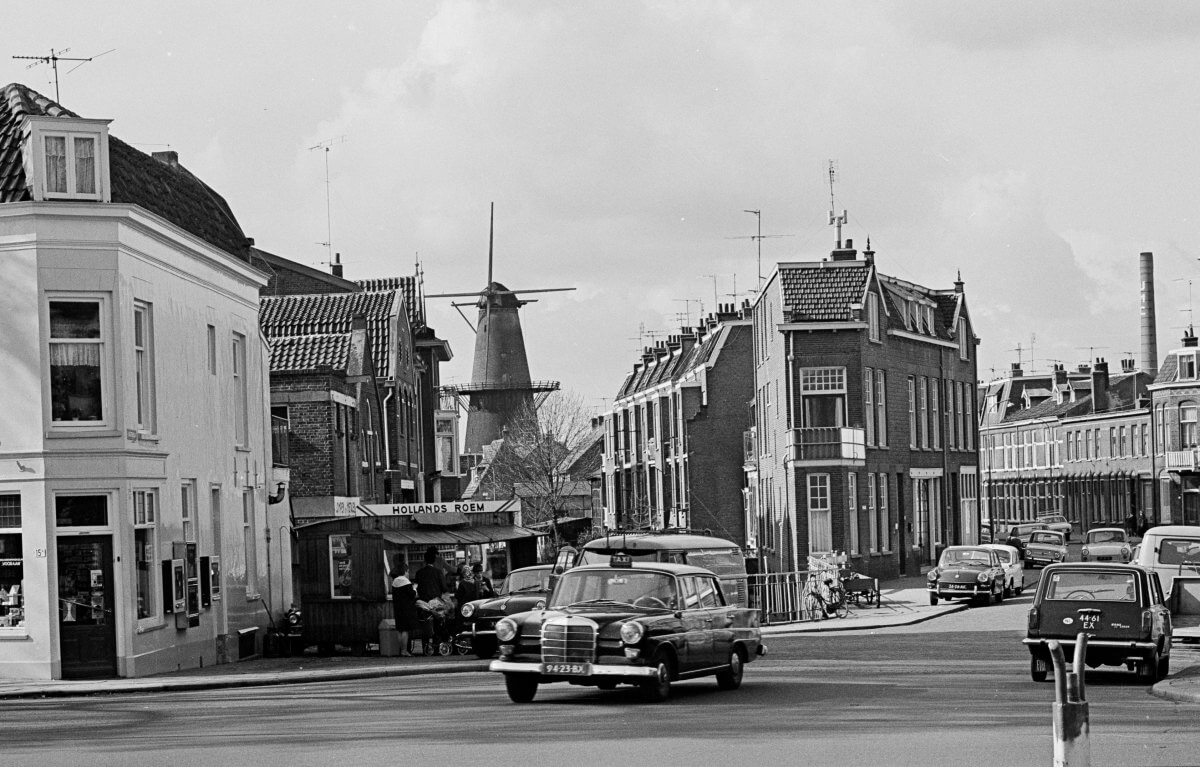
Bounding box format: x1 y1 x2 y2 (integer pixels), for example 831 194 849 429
308 135 346 264
1009 342 1025 369
1075 345 1109 366
726 212 792 292
13 48 115 103
702 274 721 310
673 298 701 328
1175 278 1194 327
828 160 848 248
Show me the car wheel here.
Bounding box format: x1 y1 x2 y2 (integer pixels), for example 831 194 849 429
716 649 745 691
1136 649 1160 685
929 594 939 606
641 651 673 703
1157 652 1171 681
1030 654 1049 682
504 673 539 703
472 637 497 659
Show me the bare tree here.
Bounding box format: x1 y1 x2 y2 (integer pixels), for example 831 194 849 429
484 391 600 549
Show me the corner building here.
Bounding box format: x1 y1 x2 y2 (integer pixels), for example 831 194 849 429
752 242 979 579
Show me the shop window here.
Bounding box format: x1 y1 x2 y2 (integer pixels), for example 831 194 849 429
55 495 108 527
330 534 352 599
133 489 158 620
0 496 24 631
49 298 106 424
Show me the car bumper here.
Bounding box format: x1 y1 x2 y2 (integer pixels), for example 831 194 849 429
1023 637 1157 652
490 659 660 679
928 583 991 599
1026 553 1066 567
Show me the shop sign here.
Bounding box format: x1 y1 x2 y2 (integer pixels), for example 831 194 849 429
362 500 513 515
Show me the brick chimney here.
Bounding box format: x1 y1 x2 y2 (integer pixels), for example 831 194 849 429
830 237 858 262
1009 362 1023 378
1184 327 1198 348
1091 358 1110 413
332 252 343 278
1053 364 1068 387
1120 358 1136 374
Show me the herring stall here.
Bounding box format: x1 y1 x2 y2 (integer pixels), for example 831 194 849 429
295 502 541 652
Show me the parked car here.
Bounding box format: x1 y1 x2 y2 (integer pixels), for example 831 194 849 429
1024 562 1172 684
1037 513 1074 541
1080 528 1133 563
1025 530 1069 568
1134 525 1200 598
1006 522 1051 546
489 556 765 703
981 543 1026 597
458 565 555 658
927 546 1007 606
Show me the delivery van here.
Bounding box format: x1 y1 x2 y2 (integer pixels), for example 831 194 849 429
1134 525 1200 597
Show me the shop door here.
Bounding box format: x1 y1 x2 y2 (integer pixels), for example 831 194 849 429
58 536 117 679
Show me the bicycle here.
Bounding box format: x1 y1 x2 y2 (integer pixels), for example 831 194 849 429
802 572 848 620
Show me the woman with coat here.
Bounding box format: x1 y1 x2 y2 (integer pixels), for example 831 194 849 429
390 557 419 657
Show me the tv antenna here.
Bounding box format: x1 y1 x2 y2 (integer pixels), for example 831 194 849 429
1075 346 1109 366
1175 278 1194 327
828 160 849 248
13 48 115 104
673 298 701 328
308 136 346 263
727 211 791 292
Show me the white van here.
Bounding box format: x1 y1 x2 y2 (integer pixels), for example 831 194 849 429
1134 525 1200 597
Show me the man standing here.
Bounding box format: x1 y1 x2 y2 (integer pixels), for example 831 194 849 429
415 546 446 602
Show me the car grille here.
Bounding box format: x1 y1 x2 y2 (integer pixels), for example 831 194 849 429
541 616 597 664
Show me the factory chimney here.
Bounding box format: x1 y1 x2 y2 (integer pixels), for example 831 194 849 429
1140 251 1158 375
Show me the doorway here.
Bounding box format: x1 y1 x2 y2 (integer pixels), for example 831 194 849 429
57 535 117 679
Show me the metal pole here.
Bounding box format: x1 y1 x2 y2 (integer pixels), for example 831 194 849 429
1048 637 1091 767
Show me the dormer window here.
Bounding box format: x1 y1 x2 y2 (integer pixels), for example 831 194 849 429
24 116 111 202
1180 352 1197 381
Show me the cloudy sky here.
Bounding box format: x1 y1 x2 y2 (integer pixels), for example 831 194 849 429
10 2 1200 411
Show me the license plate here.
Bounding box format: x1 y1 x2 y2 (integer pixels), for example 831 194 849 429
948 584 970 590
1096 556 1112 561
542 663 591 676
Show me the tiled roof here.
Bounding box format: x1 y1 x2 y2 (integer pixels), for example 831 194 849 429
260 290 398 378
1156 352 1180 385
0 83 250 260
269 333 349 373
358 276 422 327
779 262 870 322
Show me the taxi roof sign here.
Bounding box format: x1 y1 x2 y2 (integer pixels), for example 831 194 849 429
609 552 633 568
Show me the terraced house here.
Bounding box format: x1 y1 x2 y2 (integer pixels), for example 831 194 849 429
752 240 979 579
0 84 280 679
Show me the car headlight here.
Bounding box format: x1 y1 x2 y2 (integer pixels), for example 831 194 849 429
977 571 991 583
620 621 645 645
1081 547 1090 558
534 599 546 610
927 569 939 582
461 602 476 618
1121 546 1131 557
496 618 518 642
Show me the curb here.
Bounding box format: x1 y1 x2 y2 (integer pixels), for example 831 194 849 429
0 660 491 700
762 602 970 635
1150 661 1200 704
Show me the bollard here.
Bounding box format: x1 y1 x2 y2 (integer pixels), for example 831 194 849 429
1048 635 1090 767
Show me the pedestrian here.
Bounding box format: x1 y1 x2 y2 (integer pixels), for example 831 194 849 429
1138 513 1151 538
1005 527 1026 559
1126 512 1138 537
390 556 418 657
471 562 496 598
414 546 446 602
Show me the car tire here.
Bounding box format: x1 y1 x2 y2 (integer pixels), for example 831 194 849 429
1031 654 1049 683
1137 649 1159 685
641 651 673 703
716 649 745 691
1157 652 1171 681
929 594 938 606
504 673 539 703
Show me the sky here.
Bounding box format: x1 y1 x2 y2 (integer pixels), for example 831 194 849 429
10 1 1200 413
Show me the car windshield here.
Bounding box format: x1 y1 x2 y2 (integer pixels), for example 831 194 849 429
992 550 1015 564
1040 515 1066 524
940 548 991 566
1030 532 1062 545
1086 530 1126 544
1045 570 1137 602
500 569 550 595
549 570 677 609
1157 538 1200 567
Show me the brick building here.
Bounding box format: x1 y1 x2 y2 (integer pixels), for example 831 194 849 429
602 304 754 547
753 241 979 578
1150 331 1200 526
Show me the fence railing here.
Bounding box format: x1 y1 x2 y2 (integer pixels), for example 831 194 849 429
748 557 847 625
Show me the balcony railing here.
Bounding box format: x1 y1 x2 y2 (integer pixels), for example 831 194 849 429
271 415 290 467
790 426 866 464
1167 449 1200 471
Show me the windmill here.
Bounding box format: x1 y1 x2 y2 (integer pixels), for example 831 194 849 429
429 204 576 453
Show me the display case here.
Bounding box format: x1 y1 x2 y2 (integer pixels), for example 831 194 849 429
0 533 24 629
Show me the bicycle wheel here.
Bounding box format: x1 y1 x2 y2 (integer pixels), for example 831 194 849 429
828 588 849 619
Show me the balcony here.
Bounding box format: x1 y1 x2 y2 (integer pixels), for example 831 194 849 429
271 415 290 467
1167 449 1200 472
789 427 866 465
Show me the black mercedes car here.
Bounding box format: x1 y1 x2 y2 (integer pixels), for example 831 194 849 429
489 556 765 703
459 565 555 658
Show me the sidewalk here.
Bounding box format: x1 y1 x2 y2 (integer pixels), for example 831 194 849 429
1 574 1196 703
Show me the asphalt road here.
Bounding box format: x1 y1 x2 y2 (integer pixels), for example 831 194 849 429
5 575 1198 767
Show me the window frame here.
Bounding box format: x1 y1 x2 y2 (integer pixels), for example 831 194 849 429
133 488 160 623
0 495 25 635
133 301 157 435
47 294 111 429
807 473 832 554
232 332 249 448
26 116 110 202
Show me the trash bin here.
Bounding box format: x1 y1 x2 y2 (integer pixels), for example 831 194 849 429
378 618 401 657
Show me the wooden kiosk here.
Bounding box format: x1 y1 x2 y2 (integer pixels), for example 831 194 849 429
295 504 541 652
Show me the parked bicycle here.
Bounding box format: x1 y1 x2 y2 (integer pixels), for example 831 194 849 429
802 571 848 620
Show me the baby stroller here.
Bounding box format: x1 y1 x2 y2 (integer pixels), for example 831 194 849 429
417 596 457 656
